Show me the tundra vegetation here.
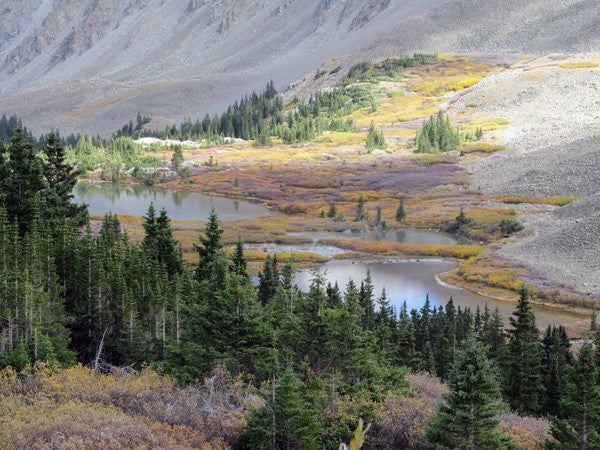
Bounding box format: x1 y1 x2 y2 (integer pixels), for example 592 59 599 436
0 54 597 448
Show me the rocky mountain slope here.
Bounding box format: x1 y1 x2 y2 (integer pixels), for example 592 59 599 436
452 54 600 296
1 0 600 135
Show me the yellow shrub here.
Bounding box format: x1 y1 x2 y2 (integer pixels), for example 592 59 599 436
560 62 599 69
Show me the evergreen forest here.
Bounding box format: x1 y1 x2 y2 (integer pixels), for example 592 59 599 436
0 120 599 449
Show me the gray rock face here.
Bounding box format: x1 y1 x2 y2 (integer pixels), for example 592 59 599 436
1 0 600 136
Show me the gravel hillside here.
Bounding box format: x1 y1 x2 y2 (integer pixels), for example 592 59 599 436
1 0 600 135
453 54 600 296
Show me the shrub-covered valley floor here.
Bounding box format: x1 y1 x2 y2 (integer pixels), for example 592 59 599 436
83 55 596 331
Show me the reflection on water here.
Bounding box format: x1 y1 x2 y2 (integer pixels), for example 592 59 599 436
291 260 580 328
291 229 469 246
74 183 281 221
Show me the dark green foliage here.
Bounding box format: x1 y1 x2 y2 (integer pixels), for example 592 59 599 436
113 113 152 139
195 209 225 284
253 129 273 147
503 285 544 415
346 54 437 80
139 82 283 142
396 198 406 222
425 334 515 449
327 202 337 218
354 194 369 222
42 132 87 230
541 325 572 417
414 110 461 153
170 145 184 170
142 204 183 276
258 255 280 305
0 114 29 143
0 128 46 235
499 218 524 237
448 207 471 232
3 338 31 371
242 366 324 449
365 122 386 150
548 342 600 449
37 333 58 364
475 127 484 140
232 238 249 279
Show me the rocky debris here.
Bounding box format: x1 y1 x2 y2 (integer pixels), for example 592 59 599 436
454 54 600 295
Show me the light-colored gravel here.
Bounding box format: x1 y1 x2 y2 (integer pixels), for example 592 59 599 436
454 54 600 295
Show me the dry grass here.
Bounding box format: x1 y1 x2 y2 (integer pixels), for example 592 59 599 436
320 239 485 259
486 195 580 206
460 142 506 154
559 62 599 69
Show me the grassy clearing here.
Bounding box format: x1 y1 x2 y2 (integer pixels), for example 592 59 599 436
315 131 366 145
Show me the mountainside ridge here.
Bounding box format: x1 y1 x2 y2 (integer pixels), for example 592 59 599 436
1 0 599 135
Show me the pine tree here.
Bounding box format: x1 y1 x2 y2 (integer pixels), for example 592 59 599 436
482 307 505 360
548 342 600 449
327 203 337 218
503 285 543 415
142 205 182 275
359 271 375 330
374 207 382 228
242 366 323 449
396 198 406 222
42 131 86 230
541 325 572 417
425 335 515 449
170 145 184 170
258 255 279 305
1 127 46 235
37 333 58 364
354 195 368 222
195 209 225 284
4 337 31 371
232 238 249 279
365 122 386 150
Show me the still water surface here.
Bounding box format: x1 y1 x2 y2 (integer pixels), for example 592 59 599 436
74 183 281 221
292 260 580 328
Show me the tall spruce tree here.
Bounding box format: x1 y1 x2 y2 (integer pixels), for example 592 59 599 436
242 366 323 449
231 238 249 279
1 127 46 235
503 285 543 415
42 131 86 230
548 342 600 449
541 325 573 417
425 334 515 449
195 209 225 284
